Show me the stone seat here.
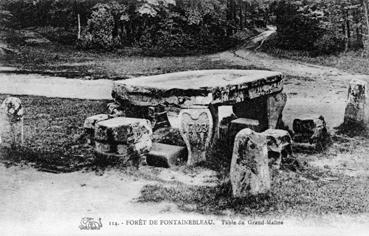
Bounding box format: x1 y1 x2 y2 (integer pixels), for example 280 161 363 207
146 142 187 168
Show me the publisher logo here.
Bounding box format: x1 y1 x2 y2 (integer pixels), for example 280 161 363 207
79 217 103 230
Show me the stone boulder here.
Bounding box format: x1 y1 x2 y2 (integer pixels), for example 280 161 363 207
230 128 270 198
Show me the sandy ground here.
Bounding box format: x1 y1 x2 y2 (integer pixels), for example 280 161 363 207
0 164 368 236
0 49 369 235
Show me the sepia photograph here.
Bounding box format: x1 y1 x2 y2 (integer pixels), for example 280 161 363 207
0 0 368 235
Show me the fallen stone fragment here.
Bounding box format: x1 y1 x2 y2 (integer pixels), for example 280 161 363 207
292 115 330 150
262 129 293 170
230 128 270 198
146 143 186 168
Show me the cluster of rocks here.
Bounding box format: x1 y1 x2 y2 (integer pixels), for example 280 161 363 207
221 111 330 198
220 113 330 154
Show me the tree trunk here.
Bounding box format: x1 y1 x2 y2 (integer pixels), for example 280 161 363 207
77 14 81 40
363 0 369 37
362 0 369 55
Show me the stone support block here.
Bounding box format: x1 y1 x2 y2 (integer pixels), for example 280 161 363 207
178 107 213 166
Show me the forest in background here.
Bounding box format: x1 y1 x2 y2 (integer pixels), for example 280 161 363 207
0 0 369 55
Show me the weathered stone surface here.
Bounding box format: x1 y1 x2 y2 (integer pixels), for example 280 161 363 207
293 115 328 143
344 79 369 125
147 105 171 130
267 92 287 129
228 118 260 146
117 144 128 155
0 97 24 146
230 128 270 197
262 129 292 170
107 102 125 117
95 141 114 153
179 108 213 165
84 114 110 145
94 117 152 144
113 70 283 107
146 143 186 168
84 114 110 129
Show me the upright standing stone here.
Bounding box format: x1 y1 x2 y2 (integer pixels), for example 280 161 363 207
230 128 270 198
262 129 293 170
179 107 213 165
344 79 369 125
0 97 24 147
267 92 287 129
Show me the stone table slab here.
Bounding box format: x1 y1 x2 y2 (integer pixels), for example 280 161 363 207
113 70 283 107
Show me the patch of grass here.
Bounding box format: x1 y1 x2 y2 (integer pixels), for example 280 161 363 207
0 94 109 172
137 166 369 217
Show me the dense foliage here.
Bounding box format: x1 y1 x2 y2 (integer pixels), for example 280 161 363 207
1 0 368 54
270 0 368 54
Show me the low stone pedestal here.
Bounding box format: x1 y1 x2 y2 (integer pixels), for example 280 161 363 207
146 143 186 168
230 128 270 198
262 129 293 170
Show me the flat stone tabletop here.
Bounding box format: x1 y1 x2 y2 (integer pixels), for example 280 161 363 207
113 70 283 107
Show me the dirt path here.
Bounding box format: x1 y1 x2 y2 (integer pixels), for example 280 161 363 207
0 70 113 100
